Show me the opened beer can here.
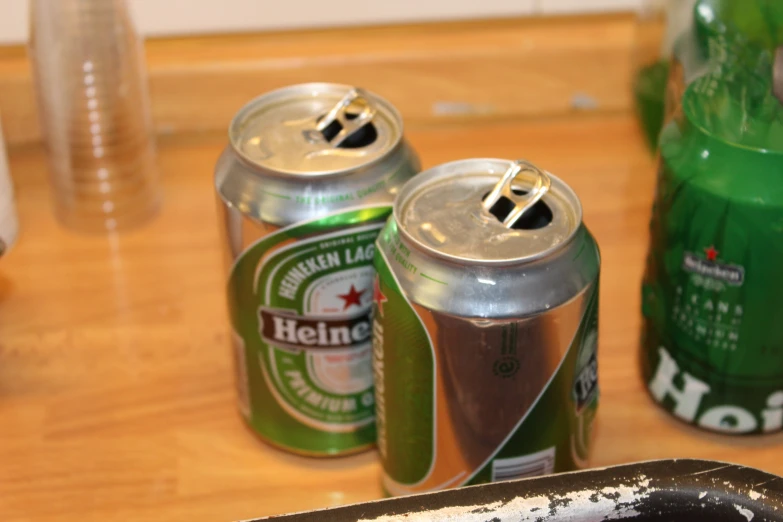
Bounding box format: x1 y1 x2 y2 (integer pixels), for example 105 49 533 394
215 83 420 456
372 158 600 495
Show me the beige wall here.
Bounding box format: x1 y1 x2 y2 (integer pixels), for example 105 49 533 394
1 0 642 45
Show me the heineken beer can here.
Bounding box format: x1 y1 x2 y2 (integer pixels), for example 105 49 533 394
215 83 420 456
372 159 600 495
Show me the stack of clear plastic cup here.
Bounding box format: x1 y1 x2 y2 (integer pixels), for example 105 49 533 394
0 115 19 256
29 0 160 232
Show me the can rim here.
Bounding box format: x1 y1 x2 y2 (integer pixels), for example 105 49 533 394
392 158 584 266
228 82 405 177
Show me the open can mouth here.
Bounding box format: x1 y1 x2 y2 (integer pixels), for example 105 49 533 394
256 460 783 521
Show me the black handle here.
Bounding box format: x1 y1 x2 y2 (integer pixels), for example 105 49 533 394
256 460 783 522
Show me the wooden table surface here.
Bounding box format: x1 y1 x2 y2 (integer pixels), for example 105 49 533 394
1 114 782 522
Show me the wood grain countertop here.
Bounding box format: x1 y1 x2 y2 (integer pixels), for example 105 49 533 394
1 114 782 522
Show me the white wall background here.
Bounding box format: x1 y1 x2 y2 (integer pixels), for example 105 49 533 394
0 0 643 45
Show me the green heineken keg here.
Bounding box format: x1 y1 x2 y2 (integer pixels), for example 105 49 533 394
641 13 783 435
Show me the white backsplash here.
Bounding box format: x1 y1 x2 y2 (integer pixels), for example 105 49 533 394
0 0 642 45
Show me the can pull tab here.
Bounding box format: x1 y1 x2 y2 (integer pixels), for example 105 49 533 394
483 160 552 229
316 88 377 147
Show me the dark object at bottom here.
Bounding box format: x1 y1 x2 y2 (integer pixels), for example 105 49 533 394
257 460 783 521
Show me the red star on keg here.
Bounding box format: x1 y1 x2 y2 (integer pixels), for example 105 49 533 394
704 246 719 262
338 284 366 310
373 277 388 317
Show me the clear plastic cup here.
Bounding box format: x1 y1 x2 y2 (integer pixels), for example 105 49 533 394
29 0 160 232
0 115 19 256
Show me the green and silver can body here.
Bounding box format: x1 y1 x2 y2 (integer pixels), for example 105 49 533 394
372 159 600 495
215 83 420 456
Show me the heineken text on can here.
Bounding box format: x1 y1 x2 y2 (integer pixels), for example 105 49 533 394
215 83 420 456
372 159 600 495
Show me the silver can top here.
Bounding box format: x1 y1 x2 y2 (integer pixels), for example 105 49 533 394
395 158 583 264
229 83 403 177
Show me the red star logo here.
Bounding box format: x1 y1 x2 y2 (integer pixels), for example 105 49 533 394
704 246 719 262
373 277 388 317
337 284 366 310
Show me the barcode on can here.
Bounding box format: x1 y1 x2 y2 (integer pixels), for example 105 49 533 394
232 331 251 419
491 447 556 482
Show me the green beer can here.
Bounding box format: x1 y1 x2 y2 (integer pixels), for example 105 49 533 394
373 159 600 495
641 15 783 434
215 83 420 456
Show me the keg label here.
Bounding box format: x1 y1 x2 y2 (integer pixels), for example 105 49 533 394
682 248 745 286
229 206 391 454
373 221 599 496
646 346 783 434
